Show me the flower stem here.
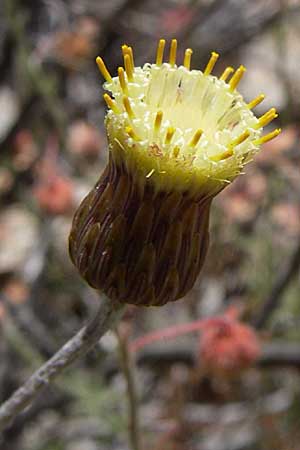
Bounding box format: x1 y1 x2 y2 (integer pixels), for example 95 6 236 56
115 325 141 450
0 296 125 432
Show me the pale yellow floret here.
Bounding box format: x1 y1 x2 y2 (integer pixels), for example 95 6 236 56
229 65 246 91
118 67 128 93
154 111 163 134
189 129 203 147
165 127 176 144
96 56 112 83
123 96 135 119
220 66 234 81
183 49 193 70
254 128 281 145
169 39 177 66
247 94 265 109
156 39 166 66
204 52 219 76
255 108 278 128
103 93 120 113
124 54 133 81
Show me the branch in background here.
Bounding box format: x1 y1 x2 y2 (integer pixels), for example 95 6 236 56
253 239 300 329
0 296 125 432
115 325 141 450
104 341 300 379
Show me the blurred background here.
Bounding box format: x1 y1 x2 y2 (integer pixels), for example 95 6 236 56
0 0 300 449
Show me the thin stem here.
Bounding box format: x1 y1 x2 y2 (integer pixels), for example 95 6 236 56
253 239 300 329
130 318 207 353
115 325 141 450
0 296 125 432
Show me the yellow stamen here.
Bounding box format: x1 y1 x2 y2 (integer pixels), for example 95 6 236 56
229 65 246 91
122 44 132 67
154 111 163 134
173 146 180 158
96 56 112 83
231 130 250 147
123 96 135 119
247 94 265 109
156 39 166 66
210 148 234 162
165 127 176 144
256 108 278 128
103 93 120 114
118 67 128 93
169 39 177 66
183 48 193 70
204 51 219 76
189 129 203 147
124 54 133 81
220 66 234 82
125 126 140 141
254 128 281 145
127 46 135 69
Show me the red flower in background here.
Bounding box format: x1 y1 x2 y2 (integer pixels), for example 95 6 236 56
67 120 103 157
159 6 193 34
34 176 74 215
198 307 260 377
13 129 38 171
33 136 74 215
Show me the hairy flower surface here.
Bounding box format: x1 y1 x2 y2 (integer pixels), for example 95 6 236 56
69 40 280 306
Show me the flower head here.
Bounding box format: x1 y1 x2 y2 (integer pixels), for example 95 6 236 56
69 39 280 307
99 39 280 197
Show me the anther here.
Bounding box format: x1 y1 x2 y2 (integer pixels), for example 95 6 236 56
125 126 140 141
122 44 133 70
255 108 278 128
165 127 176 144
254 128 281 145
169 39 177 67
229 65 246 91
124 54 133 81
247 94 265 110
127 46 135 69
96 56 112 83
118 67 128 93
183 48 193 70
220 66 234 82
231 130 250 147
204 52 219 76
173 146 180 158
189 129 203 147
103 93 120 114
210 148 234 162
123 96 135 119
156 39 166 66
154 111 163 134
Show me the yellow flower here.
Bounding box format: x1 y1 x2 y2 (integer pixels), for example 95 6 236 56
69 39 280 306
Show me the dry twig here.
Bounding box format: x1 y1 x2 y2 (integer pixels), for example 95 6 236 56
0 296 124 432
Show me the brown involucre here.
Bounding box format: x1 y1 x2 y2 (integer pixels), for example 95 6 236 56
69 156 211 306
